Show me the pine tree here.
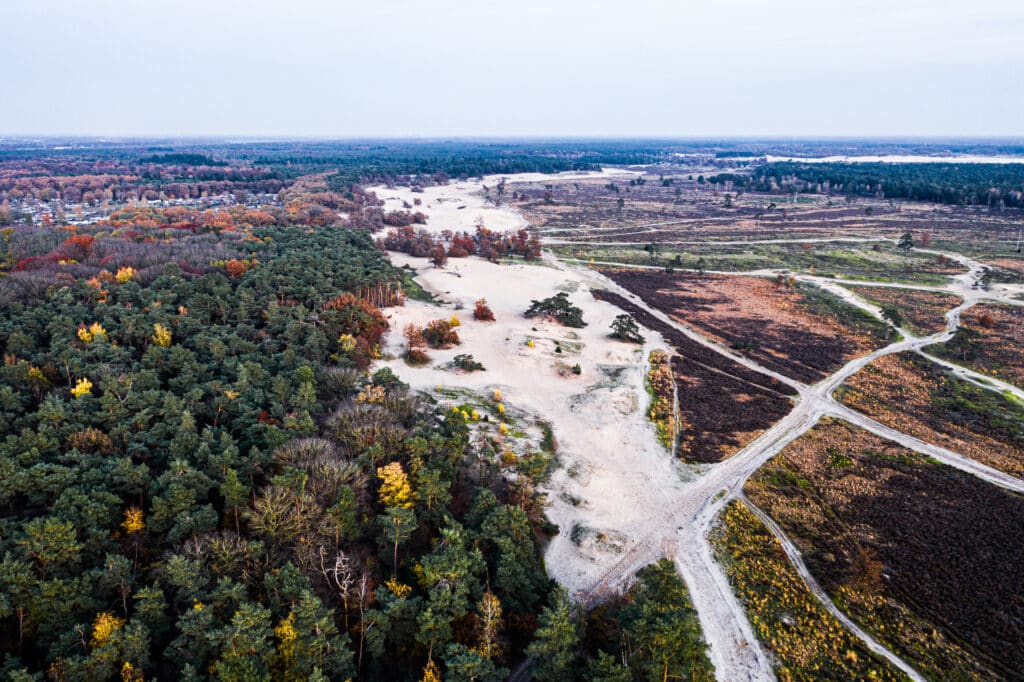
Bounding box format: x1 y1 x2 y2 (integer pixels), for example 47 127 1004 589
525 587 581 681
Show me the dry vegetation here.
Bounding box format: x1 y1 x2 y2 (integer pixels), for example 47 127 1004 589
710 501 905 682
847 286 961 335
837 352 1024 477
745 418 1024 680
602 269 889 383
593 290 794 462
932 304 1024 389
644 350 676 449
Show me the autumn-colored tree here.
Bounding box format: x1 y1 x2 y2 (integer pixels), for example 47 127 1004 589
377 462 414 509
475 590 503 660
224 259 251 278
152 323 172 347
71 377 93 399
404 323 427 349
322 293 387 369
430 245 448 268
474 298 495 322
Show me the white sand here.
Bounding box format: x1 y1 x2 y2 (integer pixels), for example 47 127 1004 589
369 168 643 237
378 252 692 592
373 173 776 680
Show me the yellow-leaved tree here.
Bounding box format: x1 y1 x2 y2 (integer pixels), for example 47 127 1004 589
91 612 125 648
121 507 145 534
376 462 414 509
71 377 93 399
152 323 172 347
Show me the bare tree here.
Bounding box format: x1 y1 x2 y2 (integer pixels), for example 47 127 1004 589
320 546 355 630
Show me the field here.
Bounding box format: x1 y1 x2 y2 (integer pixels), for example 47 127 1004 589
601 269 890 383
520 170 1021 290
836 352 1024 477
555 241 964 286
931 304 1024 388
710 501 905 681
744 418 1024 680
593 289 795 462
846 286 961 336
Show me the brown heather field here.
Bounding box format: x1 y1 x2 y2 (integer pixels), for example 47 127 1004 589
847 286 961 336
933 304 1024 389
837 352 1024 477
745 418 1024 680
601 269 888 383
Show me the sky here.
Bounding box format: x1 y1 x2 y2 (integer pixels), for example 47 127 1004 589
2 0 1022 138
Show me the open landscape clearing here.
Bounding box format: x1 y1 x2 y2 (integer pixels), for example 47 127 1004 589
7 0 1024 678
371 166 1024 681
3 137 1023 682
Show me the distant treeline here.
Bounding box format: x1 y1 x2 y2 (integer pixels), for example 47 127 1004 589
252 140 676 183
137 153 228 167
710 162 1024 208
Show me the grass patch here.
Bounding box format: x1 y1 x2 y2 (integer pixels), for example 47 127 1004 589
710 501 904 681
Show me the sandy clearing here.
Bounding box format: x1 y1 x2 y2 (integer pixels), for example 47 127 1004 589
369 168 643 236
377 252 696 593
370 173 781 680
369 172 1024 681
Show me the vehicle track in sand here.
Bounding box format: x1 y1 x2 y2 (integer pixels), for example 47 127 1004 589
556 239 1024 681
373 175 1024 681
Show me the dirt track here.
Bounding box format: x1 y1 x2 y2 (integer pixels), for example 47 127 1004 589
374 174 1024 682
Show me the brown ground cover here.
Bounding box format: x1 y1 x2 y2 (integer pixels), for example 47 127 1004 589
745 418 1024 680
847 286 961 335
602 269 889 383
518 176 1023 249
593 289 794 462
932 304 1024 389
837 352 1024 477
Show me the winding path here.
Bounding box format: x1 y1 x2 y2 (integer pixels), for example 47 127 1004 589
376 173 1024 680
551 238 1024 681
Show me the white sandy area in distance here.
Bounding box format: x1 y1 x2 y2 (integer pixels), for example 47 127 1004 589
370 168 644 236
372 171 691 595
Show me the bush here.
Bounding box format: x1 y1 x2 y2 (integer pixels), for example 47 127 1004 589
452 354 485 372
405 348 430 366
524 292 586 328
474 298 496 321
422 319 460 348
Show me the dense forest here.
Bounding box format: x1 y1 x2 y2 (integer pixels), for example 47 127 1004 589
713 161 1024 208
0 144 714 681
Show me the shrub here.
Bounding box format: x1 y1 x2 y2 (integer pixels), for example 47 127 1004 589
524 292 586 328
422 319 460 348
403 323 426 349
474 298 496 321
405 348 430 366
430 245 448 268
452 354 485 372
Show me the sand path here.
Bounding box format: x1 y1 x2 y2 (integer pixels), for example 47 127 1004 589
369 173 1024 682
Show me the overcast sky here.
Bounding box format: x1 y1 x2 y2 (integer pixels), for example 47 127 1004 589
2 0 1022 138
